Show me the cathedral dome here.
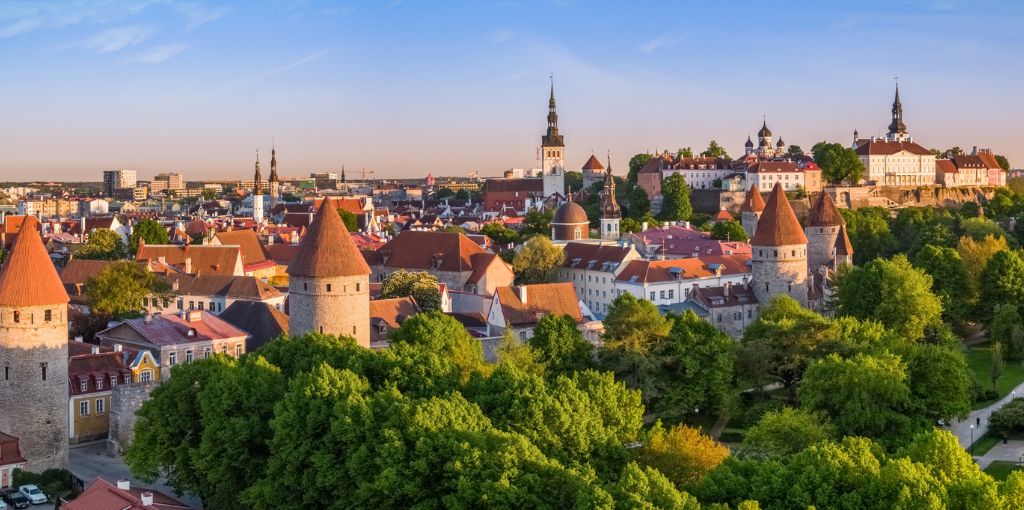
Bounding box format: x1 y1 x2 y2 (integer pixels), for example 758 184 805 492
758 121 772 138
776 138 785 148
745 136 754 148
553 201 588 225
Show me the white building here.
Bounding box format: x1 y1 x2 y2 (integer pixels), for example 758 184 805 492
612 254 751 307
556 242 641 317
854 85 936 187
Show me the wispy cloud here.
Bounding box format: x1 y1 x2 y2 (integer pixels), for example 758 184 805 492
83 25 157 53
637 35 682 54
199 49 330 98
489 28 515 43
0 1 158 38
131 43 189 63
173 2 230 31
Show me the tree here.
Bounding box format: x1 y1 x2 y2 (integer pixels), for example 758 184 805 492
202 188 217 200
945 146 965 157
832 255 942 341
710 221 748 242
903 344 972 424
435 187 454 199
480 222 520 245
677 147 694 158
659 173 693 221
388 311 487 385
913 245 972 323
522 209 553 236
738 296 832 391
742 407 834 458
627 153 653 184
378 269 441 312
336 208 358 231
812 142 864 184
839 207 898 264
798 353 914 444
979 250 1024 325
625 184 651 219
129 218 169 253
990 304 1024 361
996 155 1011 172
76 229 127 260
528 314 592 375
439 224 465 234
786 145 804 158
637 421 729 487
958 234 1009 296
961 217 1006 242
651 311 734 419
620 218 643 234
513 235 563 284
992 341 1006 391
86 261 171 319
600 293 672 400
701 140 730 160
454 189 470 200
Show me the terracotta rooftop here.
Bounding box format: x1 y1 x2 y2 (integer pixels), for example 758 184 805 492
854 139 932 156
936 159 958 175
369 296 420 345
835 223 853 256
496 283 582 326
739 184 766 213
750 183 807 246
561 242 633 271
805 191 844 227
365 231 496 274
0 432 26 467
615 254 751 284
581 154 604 170
62 478 190 510
136 244 243 276
484 178 544 193
287 198 371 277
110 311 247 347
0 216 69 307
213 230 270 266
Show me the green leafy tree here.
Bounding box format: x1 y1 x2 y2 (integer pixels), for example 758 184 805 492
480 222 520 245
913 244 972 323
961 217 1006 242
336 208 358 231
710 220 748 242
992 341 1006 391
903 344 972 424
839 207 898 264
627 153 653 184
812 142 865 184
454 189 470 200
388 310 487 385
799 353 914 444
786 145 804 158
522 209 554 236
599 293 672 401
513 235 563 284
738 296 832 391
625 184 651 219
832 255 942 341
701 140 730 160
435 187 454 199
659 173 693 221
76 228 127 260
990 304 1024 361
742 407 834 458
528 314 593 375
996 155 1011 171
979 250 1024 325
378 269 441 312
86 261 171 319
130 218 169 253
636 421 729 487
677 147 694 158
651 311 734 419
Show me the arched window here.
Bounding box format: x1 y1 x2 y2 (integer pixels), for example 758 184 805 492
574 227 582 240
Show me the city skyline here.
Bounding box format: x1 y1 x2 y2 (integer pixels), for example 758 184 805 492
2 0 1024 180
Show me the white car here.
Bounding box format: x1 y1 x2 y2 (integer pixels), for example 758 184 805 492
16 486 44 506
0 496 8 509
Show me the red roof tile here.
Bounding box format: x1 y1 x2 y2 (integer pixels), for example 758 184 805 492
615 254 751 283
365 231 492 273
0 216 69 306
114 311 247 347
854 139 932 156
581 155 604 170
287 198 371 277
806 192 844 227
750 183 807 246
497 283 582 326
740 184 765 213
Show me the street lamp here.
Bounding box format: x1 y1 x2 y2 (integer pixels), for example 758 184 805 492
970 424 976 456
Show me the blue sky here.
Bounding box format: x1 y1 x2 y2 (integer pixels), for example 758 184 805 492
2 0 1023 181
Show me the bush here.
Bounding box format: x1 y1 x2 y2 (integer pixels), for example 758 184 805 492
718 430 745 443
735 398 786 428
11 468 77 503
990 398 1024 438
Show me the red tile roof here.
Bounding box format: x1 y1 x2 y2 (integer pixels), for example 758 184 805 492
740 184 766 213
63 478 190 510
497 283 582 326
484 178 544 192
0 432 26 467
936 159 958 175
582 155 604 170
561 242 632 270
213 230 270 266
836 223 853 256
68 352 131 396
750 183 807 246
365 231 492 273
369 296 420 344
615 254 751 283
0 216 69 306
287 198 371 277
114 311 247 347
136 245 243 276
854 139 932 156
806 192 844 227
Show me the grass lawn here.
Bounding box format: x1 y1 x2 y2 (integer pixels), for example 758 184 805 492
966 343 1024 409
971 433 1000 456
984 461 1024 481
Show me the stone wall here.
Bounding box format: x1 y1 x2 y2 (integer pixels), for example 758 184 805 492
107 381 157 455
691 190 747 215
827 185 996 209
288 274 370 347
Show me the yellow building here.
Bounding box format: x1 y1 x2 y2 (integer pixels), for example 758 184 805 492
67 349 133 444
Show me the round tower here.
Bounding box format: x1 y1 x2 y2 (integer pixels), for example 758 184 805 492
0 216 70 471
805 191 845 271
750 183 808 307
739 184 766 240
287 198 371 346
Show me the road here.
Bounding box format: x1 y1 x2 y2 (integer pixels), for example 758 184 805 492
69 443 203 509
950 380 1024 451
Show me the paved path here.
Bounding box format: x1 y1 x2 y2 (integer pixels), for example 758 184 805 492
975 440 1024 470
69 443 203 509
951 380 1024 450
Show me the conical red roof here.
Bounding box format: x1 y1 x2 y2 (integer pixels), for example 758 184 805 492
806 191 844 227
750 183 807 246
740 184 766 213
582 155 604 171
287 198 370 277
835 223 853 256
0 216 69 306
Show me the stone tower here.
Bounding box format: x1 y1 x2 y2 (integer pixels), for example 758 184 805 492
0 216 70 471
740 184 766 240
541 80 565 198
750 183 808 307
252 151 264 220
805 191 845 271
834 223 854 268
287 198 371 347
269 145 280 209
599 155 621 241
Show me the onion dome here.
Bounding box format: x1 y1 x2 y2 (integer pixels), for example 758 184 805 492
745 136 754 148
758 119 772 138
776 137 785 148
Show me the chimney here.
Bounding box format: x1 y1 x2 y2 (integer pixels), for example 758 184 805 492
187 310 202 322
141 492 154 506
724 281 731 297
74 336 84 342
184 256 192 274
90 345 100 354
972 145 979 156
114 343 123 352
171 279 179 292
641 221 648 232
116 479 130 490
517 285 528 304
144 314 153 324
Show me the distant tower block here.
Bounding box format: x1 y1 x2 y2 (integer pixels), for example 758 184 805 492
541 79 565 198
0 216 71 471
751 183 808 307
287 199 372 347
740 184 766 240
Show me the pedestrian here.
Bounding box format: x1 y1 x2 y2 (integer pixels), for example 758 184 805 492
977 416 981 426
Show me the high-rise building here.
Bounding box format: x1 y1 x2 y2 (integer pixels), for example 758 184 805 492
102 170 137 197
151 172 185 193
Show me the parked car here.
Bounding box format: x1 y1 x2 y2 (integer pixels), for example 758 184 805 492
0 495 8 509
2 491 29 509
15 486 44 506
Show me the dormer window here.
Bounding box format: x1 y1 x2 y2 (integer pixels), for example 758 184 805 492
187 328 196 337
80 381 88 392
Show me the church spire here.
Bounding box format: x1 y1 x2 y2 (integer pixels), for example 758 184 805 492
341 164 346 183
542 76 563 148
600 153 620 219
888 81 907 137
254 148 262 194
269 144 279 182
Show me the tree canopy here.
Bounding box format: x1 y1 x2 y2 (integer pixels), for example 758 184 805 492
130 218 169 253
86 261 170 318
76 229 127 260
710 220 748 242
831 255 942 340
659 173 693 221
512 235 563 284
627 153 653 184
812 142 865 184
377 269 442 312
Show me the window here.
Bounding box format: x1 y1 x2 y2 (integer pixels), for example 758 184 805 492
96 378 103 390
169 352 177 366
110 376 117 387
221 344 228 354
40 363 46 381
235 344 243 358
209 301 215 311
519 331 527 340
140 370 152 382
352 325 357 335
80 381 88 392
143 297 149 307
650 292 655 300
304 282 308 291
80 401 89 416
125 374 132 384
198 302 204 311
734 312 741 320
189 301 195 310
668 290 674 299
3 366 7 380
185 350 194 363
717 313 723 323
12 311 19 323
177 299 183 310
659 291 665 299
356 283 360 292
326 284 332 292
203 347 211 358
96 398 105 414
44 309 52 322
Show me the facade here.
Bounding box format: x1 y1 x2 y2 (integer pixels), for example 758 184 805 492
103 169 137 197
0 433 27 489
613 254 751 307
482 178 544 214
150 172 184 193
368 297 420 348
0 216 71 471
750 183 808 307
287 198 372 346
67 349 132 444
854 85 936 186
746 160 822 194
486 283 585 340
660 156 733 190
540 82 566 198
740 184 765 239
365 231 513 296
581 155 605 190
557 242 641 316
626 224 750 261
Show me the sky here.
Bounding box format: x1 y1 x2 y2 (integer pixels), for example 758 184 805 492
2 0 1024 182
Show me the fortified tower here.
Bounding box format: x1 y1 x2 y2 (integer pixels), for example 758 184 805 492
751 183 808 306
739 184 765 240
287 199 371 347
0 216 70 471
805 191 846 271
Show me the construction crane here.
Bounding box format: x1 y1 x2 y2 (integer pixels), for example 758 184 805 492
360 168 375 181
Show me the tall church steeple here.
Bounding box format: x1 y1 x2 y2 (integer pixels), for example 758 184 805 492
600 153 621 241
269 144 280 208
887 82 908 141
540 77 565 198
253 149 263 194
